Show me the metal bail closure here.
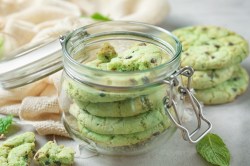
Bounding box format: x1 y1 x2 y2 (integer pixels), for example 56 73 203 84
163 66 212 143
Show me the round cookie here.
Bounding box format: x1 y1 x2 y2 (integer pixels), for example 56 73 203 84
173 26 249 70
63 78 166 103
77 119 171 147
106 43 171 71
69 103 166 135
182 65 236 89
195 65 249 105
75 90 165 117
85 43 171 71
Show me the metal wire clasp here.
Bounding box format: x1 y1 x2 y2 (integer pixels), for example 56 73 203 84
163 66 212 143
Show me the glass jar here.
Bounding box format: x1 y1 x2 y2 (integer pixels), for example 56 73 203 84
59 21 211 155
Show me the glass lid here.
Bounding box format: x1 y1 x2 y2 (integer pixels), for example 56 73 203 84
0 39 62 89
0 21 181 89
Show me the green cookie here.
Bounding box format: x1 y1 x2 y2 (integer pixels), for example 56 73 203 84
173 26 249 70
63 78 165 103
85 43 171 71
70 103 166 135
77 119 171 147
75 90 164 117
195 65 249 104
106 43 171 71
34 141 75 166
0 132 36 166
8 143 35 166
182 65 236 89
2 132 35 148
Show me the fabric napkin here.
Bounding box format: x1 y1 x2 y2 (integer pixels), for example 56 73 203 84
0 0 170 137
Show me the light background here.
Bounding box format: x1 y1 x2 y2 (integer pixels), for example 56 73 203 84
2 0 250 165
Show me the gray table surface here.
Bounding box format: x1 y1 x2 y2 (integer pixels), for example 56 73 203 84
2 0 250 165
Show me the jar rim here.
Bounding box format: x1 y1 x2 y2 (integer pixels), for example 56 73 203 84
61 21 182 75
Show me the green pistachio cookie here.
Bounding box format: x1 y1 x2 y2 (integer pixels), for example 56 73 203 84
34 141 75 166
195 65 249 104
85 42 171 71
74 90 164 117
173 26 249 70
182 65 236 89
77 118 171 147
0 132 36 166
63 79 165 103
70 103 166 135
106 43 171 71
8 143 35 166
2 132 35 148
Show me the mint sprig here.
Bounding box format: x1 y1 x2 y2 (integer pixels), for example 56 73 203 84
90 12 112 21
0 115 13 134
196 133 230 166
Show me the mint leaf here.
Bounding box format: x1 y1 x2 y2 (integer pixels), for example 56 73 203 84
90 12 112 21
196 133 230 166
0 115 13 134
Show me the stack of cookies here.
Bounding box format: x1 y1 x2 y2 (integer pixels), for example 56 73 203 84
66 89 171 148
173 26 249 105
63 43 173 150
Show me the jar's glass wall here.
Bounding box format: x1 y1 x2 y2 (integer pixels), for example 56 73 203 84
59 21 182 155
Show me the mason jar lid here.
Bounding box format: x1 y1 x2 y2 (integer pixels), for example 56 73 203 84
0 39 63 89
0 21 182 90
60 21 182 89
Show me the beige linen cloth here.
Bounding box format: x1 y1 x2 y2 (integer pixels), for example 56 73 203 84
0 0 170 137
